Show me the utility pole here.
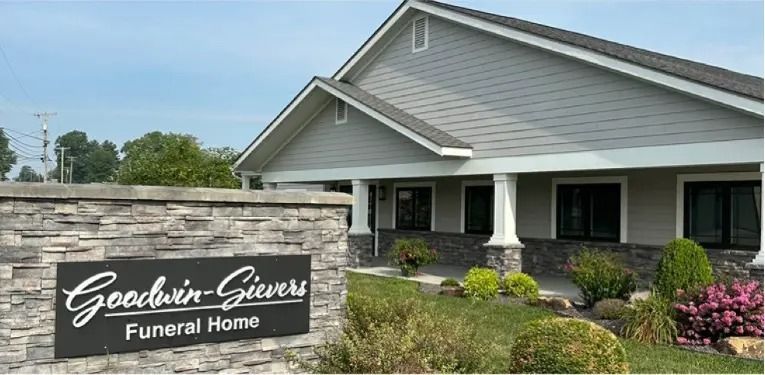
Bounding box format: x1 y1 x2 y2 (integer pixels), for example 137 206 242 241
33 112 56 183
67 156 76 184
56 146 68 184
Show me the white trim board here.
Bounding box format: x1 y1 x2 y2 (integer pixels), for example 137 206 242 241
392 181 437 231
261 139 763 183
460 180 493 234
551 176 629 243
675 172 762 238
334 0 762 117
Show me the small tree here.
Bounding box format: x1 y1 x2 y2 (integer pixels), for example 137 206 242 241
654 238 714 300
14 165 43 182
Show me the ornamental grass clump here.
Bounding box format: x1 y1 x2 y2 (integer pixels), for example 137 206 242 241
564 248 637 306
621 293 677 345
502 272 539 302
463 267 500 301
674 280 764 346
509 317 629 374
387 238 437 277
654 238 714 300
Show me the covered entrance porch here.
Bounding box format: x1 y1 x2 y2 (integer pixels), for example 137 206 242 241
334 164 764 282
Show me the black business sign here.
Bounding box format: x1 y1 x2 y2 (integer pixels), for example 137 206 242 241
54 255 311 358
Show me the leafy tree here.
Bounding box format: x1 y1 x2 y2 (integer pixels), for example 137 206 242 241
84 141 119 183
52 131 92 183
117 131 239 188
207 146 262 189
51 131 119 183
0 130 18 181
14 165 43 182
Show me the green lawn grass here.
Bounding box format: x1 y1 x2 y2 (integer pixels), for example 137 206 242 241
347 272 764 374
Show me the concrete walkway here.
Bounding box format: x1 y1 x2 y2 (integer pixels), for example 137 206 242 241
350 260 581 301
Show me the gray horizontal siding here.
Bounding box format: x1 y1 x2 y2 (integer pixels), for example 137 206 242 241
375 165 758 246
354 14 762 158
263 101 441 172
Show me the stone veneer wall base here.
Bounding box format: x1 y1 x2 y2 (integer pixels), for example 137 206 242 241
0 183 352 374
373 229 760 282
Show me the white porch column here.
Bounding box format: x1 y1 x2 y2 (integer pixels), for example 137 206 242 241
751 163 765 266
240 175 251 190
486 173 521 246
348 179 372 235
262 182 277 191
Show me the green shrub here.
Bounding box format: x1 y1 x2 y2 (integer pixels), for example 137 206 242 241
300 293 492 373
502 272 539 301
440 278 461 287
387 238 437 276
509 317 629 374
621 293 677 345
654 238 714 300
463 267 500 301
593 298 627 320
565 248 637 306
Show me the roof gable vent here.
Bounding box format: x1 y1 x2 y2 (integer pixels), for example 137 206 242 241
335 98 348 124
412 16 428 53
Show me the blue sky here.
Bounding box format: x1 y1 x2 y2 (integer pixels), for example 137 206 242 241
0 0 762 175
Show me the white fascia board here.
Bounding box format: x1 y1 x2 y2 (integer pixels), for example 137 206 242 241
314 80 471 157
233 79 321 170
334 1 414 80
261 139 764 183
409 1 763 117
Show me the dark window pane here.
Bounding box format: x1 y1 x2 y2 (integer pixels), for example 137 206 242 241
557 183 620 241
465 185 493 234
730 185 761 247
397 189 414 229
558 186 586 238
590 185 620 241
414 188 432 230
396 187 432 231
687 184 724 245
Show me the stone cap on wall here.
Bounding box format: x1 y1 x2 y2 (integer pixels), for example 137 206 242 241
0 183 352 205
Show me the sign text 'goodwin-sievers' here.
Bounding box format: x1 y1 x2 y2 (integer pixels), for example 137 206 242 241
54 256 311 358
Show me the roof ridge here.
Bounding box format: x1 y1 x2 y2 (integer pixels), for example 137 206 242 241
420 0 763 99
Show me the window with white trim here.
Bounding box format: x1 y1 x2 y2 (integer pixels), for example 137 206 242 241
556 183 621 242
684 180 761 250
335 98 347 124
412 16 428 53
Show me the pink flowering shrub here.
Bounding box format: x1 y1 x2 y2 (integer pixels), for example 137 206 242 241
674 280 764 345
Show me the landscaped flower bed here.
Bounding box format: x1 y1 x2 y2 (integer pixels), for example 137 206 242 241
337 272 764 374
430 238 764 361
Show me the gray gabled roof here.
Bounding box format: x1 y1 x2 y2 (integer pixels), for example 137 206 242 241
423 0 764 100
317 77 472 149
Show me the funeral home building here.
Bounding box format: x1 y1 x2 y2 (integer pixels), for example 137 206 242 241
233 0 764 279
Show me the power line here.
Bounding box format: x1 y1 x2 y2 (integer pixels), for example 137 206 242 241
5 132 40 149
1 126 44 141
0 39 38 110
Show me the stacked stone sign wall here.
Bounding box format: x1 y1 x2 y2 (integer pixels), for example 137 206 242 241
0 183 352 373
